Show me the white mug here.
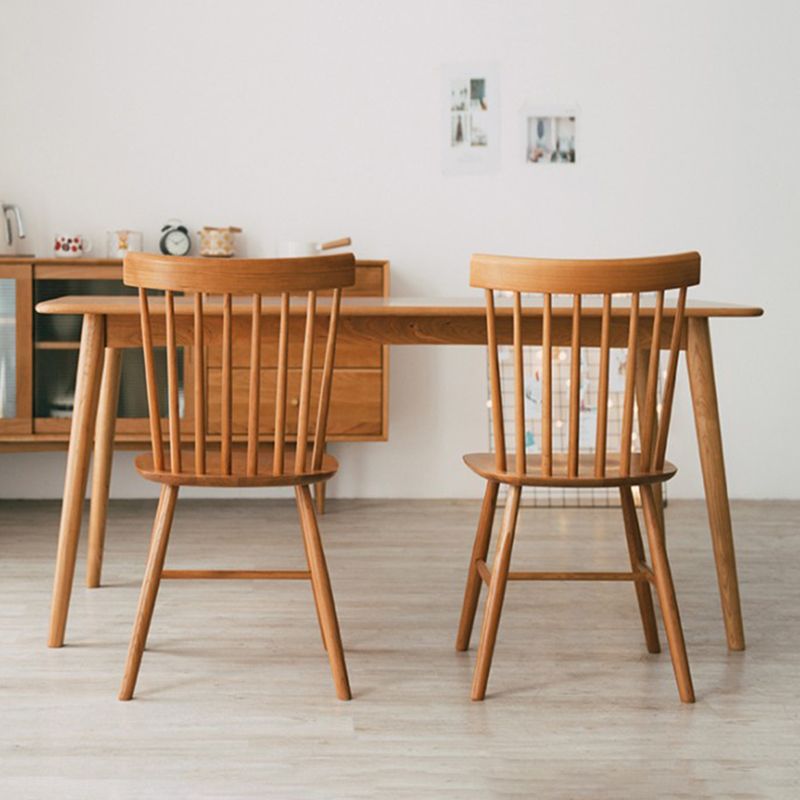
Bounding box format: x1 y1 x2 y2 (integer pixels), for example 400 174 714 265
54 234 93 258
277 241 317 257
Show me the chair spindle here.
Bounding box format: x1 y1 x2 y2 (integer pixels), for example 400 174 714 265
193 292 206 475
640 291 665 471
312 288 342 471
138 288 164 472
295 291 317 473
653 287 687 470
485 290 507 473
620 292 640 476
273 292 290 476
165 290 182 474
541 292 552 477
220 292 232 475
568 293 581 478
247 293 262 476
512 292 525 475
594 293 612 477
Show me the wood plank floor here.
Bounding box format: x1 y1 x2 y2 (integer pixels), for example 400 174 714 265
1 499 798 799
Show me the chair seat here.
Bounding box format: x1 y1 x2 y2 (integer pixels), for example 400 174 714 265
135 445 339 487
463 452 677 488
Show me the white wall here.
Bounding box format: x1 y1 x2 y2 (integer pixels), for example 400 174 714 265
0 0 798 499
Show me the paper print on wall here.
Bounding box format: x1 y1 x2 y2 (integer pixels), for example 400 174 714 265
523 107 577 164
442 65 500 175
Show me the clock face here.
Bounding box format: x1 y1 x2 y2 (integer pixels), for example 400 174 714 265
164 229 190 256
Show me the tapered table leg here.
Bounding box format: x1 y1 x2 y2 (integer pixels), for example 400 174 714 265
686 317 745 651
48 314 105 647
87 347 122 588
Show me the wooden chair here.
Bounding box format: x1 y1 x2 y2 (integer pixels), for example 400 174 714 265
456 252 701 703
118 252 355 701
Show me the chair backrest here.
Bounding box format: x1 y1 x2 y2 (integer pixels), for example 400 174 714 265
123 252 356 478
471 252 701 478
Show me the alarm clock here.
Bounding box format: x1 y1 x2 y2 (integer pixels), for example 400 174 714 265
159 220 192 256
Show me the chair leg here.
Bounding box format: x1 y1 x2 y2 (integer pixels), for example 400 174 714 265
297 488 328 653
295 486 351 701
456 480 499 651
471 485 522 701
619 487 660 654
119 485 179 701
641 484 695 703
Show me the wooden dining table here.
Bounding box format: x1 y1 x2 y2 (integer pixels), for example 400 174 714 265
36 293 763 652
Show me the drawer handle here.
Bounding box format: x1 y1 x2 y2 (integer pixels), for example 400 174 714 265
290 397 299 407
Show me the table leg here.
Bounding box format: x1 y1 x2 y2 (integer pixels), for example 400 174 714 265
48 314 105 647
686 317 745 651
86 347 122 588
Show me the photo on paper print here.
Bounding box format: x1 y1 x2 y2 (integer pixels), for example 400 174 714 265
450 79 469 112
448 76 490 148
470 111 488 146
442 64 499 174
451 112 468 147
526 114 576 163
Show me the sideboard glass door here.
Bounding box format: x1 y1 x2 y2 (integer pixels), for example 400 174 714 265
0 264 32 433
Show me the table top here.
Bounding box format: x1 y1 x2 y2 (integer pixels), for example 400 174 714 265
37 294 764 318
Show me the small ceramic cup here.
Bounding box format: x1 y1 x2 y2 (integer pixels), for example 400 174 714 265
106 229 142 259
54 234 93 257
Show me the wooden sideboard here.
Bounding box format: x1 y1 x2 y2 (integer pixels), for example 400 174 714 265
0 257 389 455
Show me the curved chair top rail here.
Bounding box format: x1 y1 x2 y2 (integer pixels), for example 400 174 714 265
123 252 356 294
471 252 701 295
122 250 356 481
474 250 701 481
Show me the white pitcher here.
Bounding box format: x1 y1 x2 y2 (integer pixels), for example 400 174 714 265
0 203 26 256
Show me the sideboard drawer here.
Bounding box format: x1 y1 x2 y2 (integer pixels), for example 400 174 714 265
207 368 383 438
206 325 382 369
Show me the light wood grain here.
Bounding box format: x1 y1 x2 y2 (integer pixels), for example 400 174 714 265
295 485 351 700
123 252 356 294
119 484 178 700
47 314 104 647
463 252 700 701
470 251 701 294
594 293 612 477
463 452 676 488
4 498 796 796
86 347 122 588
620 485 660 654
37 280 756 657
641 485 695 702
456 480 499 651
36 293 764 319
686 317 745 651
116 253 355 699
471 485 522 701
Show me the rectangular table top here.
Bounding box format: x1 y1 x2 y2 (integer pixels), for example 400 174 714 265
36 295 764 318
